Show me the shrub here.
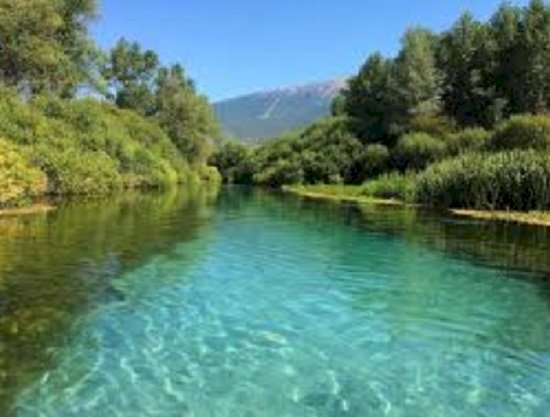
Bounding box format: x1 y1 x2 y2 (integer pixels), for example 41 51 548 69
408 115 456 137
29 144 123 195
197 165 222 184
446 128 490 156
363 144 390 177
254 158 304 187
209 141 253 184
393 133 447 171
488 114 550 151
249 117 364 186
361 172 417 202
415 150 550 210
0 139 47 207
0 91 195 198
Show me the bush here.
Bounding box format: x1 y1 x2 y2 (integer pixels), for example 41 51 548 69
361 172 417 201
446 128 490 156
29 144 123 195
0 139 47 207
197 165 222 184
363 144 390 177
209 141 253 184
393 133 447 171
0 90 195 198
253 158 304 187
408 115 456 137
488 114 550 151
249 117 364 186
415 150 550 210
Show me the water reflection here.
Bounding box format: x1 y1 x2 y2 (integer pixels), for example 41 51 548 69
0 186 219 415
1 186 549 416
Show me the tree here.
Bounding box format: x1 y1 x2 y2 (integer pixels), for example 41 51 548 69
343 53 401 142
102 41 220 164
437 13 500 127
155 65 219 164
491 3 522 117
102 38 159 115
394 28 443 119
0 0 97 95
209 141 254 183
331 94 347 116
516 0 550 113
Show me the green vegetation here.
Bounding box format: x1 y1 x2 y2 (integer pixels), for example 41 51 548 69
416 151 550 210
393 133 447 171
362 172 418 202
0 0 219 208
488 114 550 151
211 0 550 218
0 139 46 207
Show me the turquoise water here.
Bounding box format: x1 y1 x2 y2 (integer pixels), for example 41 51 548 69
2 187 550 416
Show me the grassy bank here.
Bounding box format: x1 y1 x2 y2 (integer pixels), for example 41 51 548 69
451 210 550 227
0 204 55 217
283 184 407 206
285 184 550 227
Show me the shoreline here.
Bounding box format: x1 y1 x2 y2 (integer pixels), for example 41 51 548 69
450 209 550 228
284 185 550 228
0 203 56 217
282 185 408 207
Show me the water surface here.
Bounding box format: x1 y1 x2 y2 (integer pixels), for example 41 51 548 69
1 187 549 416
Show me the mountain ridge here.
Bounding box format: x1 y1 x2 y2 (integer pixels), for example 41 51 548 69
214 78 347 142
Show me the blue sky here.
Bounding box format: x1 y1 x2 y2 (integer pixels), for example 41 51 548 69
93 0 529 101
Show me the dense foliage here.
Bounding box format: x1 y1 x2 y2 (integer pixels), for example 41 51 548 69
416 151 550 210
0 0 219 207
488 114 550 151
0 0 98 95
0 139 46 207
211 0 550 213
0 88 218 204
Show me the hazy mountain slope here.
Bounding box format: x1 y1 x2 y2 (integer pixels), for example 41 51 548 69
214 79 346 142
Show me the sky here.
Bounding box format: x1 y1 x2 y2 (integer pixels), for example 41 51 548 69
92 0 529 101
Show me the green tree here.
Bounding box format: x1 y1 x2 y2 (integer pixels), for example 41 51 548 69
438 13 500 127
394 28 442 119
516 0 550 113
155 64 219 164
343 53 401 142
102 38 159 115
491 3 522 116
209 141 254 184
331 94 347 116
0 0 97 95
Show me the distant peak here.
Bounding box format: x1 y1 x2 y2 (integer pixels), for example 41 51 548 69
217 78 348 103
214 78 348 142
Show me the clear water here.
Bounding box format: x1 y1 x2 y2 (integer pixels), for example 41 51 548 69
1 187 550 416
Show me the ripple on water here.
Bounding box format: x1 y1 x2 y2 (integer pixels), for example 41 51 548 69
10 198 550 417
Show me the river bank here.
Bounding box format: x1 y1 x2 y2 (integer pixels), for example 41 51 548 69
284 185 550 228
0 204 55 217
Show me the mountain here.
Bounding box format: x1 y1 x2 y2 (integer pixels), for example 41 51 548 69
214 79 347 143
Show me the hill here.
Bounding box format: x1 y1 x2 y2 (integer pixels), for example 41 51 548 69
214 79 346 142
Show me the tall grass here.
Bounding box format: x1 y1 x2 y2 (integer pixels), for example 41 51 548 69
361 172 417 202
415 150 550 210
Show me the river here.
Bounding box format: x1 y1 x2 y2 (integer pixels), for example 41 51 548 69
1 186 549 416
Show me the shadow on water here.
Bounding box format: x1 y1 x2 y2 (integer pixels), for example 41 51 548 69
0 185 220 415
